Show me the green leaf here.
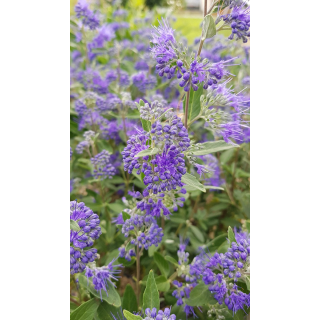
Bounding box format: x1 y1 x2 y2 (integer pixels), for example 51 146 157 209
141 118 151 132
204 185 224 191
122 285 138 313
228 226 237 245
201 15 216 40
188 85 203 123
185 185 224 192
165 256 179 266
154 252 170 277
245 276 250 290
155 275 170 292
245 220 250 232
118 257 136 266
190 225 204 243
181 173 206 192
143 270 160 311
70 220 80 232
232 309 246 320
78 274 121 307
191 141 239 156
206 233 227 251
148 245 158 257
123 310 143 320
70 298 100 320
96 302 121 320
135 147 159 158
122 212 131 222
107 202 126 213
184 282 215 306
156 108 173 121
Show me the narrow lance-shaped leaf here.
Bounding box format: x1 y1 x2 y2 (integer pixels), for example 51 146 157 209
135 147 159 158
70 220 80 232
97 302 122 320
191 141 239 155
201 14 216 40
181 173 206 193
188 85 203 123
122 284 138 313
165 256 179 266
228 226 237 245
154 252 170 277
70 298 100 320
184 282 216 306
123 310 143 320
245 276 250 290
78 274 121 307
143 270 160 311
122 211 131 222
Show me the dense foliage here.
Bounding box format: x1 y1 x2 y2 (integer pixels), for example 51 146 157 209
70 1 250 319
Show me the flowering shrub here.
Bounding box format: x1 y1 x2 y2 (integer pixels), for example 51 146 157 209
70 1 250 319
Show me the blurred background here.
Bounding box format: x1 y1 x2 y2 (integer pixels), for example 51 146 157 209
70 0 217 44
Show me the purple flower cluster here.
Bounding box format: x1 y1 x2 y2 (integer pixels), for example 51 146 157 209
172 280 191 305
70 201 101 274
108 22 130 31
139 100 165 121
150 18 177 64
84 259 122 300
135 60 149 71
141 145 186 191
106 69 130 87
143 308 176 320
136 188 186 217
88 25 115 59
75 130 95 154
220 2 250 43
91 150 117 180
150 19 235 92
75 0 100 30
204 105 250 145
177 238 189 264
235 127 250 144
177 59 232 92
118 246 136 261
188 230 250 312
132 72 157 92
149 116 190 151
197 155 225 188
113 9 128 17
121 214 164 249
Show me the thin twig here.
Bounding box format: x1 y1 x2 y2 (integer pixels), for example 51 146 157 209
184 90 190 128
136 244 141 307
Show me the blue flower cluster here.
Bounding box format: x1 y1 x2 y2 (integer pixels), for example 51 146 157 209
75 130 95 154
139 100 165 121
150 18 235 92
132 72 157 92
190 230 250 312
172 280 191 305
84 259 122 300
118 246 136 261
70 201 101 274
143 308 176 320
196 155 225 188
75 0 100 30
121 214 164 249
169 231 250 315
91 150 117 180
136 188 186 217
220 2 250 43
